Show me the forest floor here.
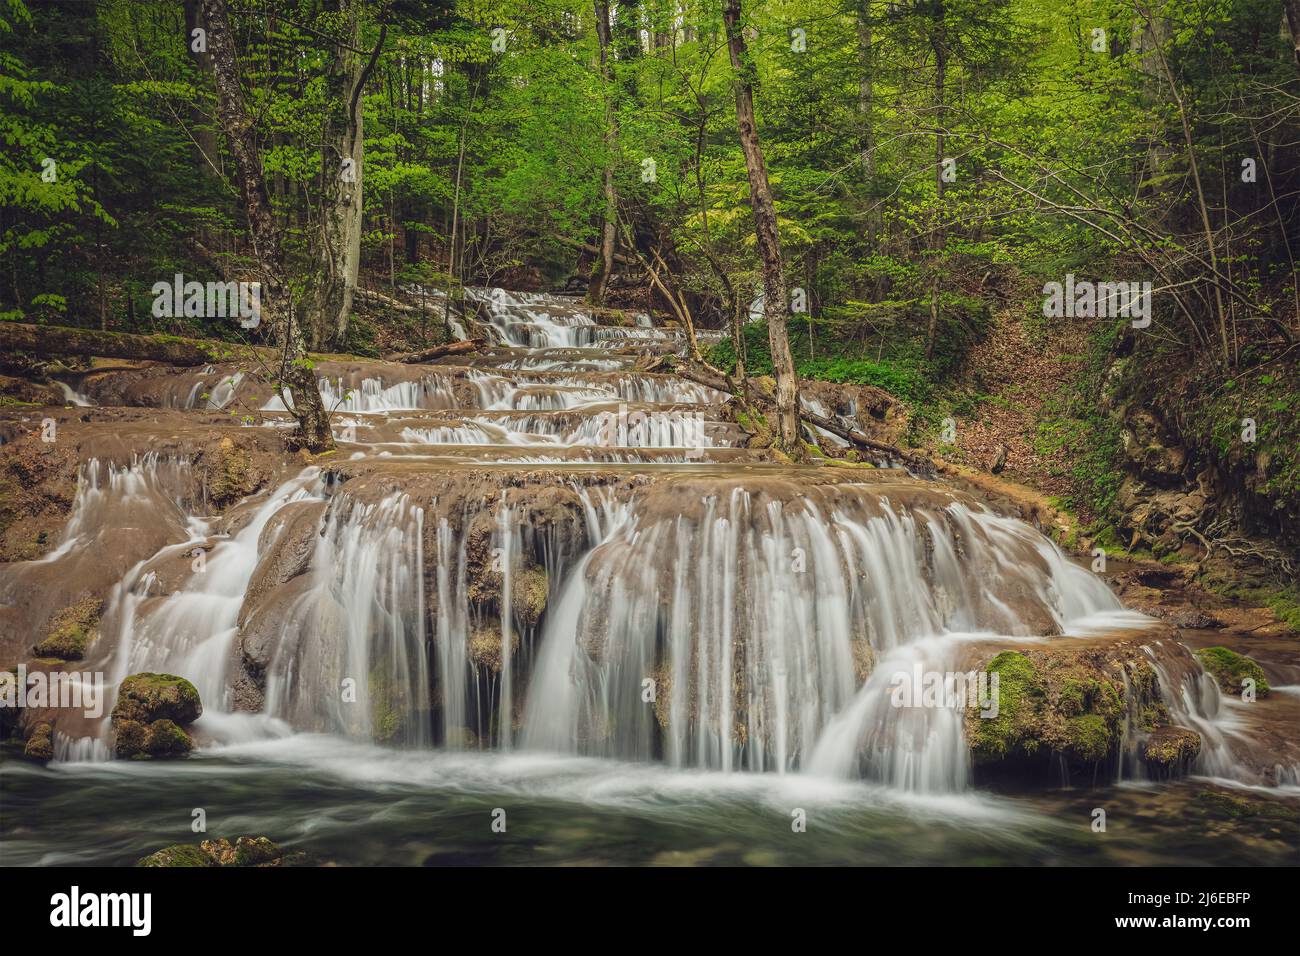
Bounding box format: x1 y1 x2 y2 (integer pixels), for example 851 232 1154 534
938 306 1085 509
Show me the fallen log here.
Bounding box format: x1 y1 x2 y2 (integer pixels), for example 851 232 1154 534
355 287 443 313
391 339 484 363
799 407 913 462
665 355 920 465
0 322 237 366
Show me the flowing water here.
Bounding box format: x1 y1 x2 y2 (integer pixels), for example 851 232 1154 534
2 289 1295 865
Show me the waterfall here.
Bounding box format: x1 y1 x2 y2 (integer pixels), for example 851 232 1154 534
520 482 1123 786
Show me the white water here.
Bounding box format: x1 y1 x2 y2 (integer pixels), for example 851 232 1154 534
20 288 1267 800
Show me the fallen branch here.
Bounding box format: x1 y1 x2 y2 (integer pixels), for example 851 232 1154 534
799 407 914 462
391 339 484 363
663 355 920 466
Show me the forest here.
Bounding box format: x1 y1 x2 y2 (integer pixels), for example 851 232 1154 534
0 0 1298 879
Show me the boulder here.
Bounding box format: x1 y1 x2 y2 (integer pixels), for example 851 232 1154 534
23 721 53 760
32 596 102 660
1195 646 1270 698
110 673 202 759
111 672 202 724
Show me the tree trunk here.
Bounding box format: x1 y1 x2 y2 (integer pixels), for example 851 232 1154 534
588 0 619 307
925 0 946 363
200 0 333 451
856 0 880 240
315 3 384 349
1285 0 1300 71
722 0 800 453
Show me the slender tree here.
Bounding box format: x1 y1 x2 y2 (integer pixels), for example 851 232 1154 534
721 0 800 452
315 1 386 349
587 0 619 306
200 0 334 451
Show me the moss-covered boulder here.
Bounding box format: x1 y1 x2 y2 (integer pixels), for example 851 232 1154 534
966 648 1141 778
111 673 202 759
112 719 149 758
1143 726 1201 774
144 718 193 757
32 597 103 660
1196 646 1270 698
112 673 202 724
137 836 311 867
23 721 54 760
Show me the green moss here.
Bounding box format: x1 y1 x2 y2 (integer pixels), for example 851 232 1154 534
137 844 214 867
1065 714 1110 762
368 667 406 745
145 718 193 757
33 597 102 660
112 672 202 724
511 565 549 628
969 652 1042 758
1196 646 1270 697
1143 728 1200 767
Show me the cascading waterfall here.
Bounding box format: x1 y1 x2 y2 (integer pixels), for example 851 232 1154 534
99 470 324 717
521 484 1124 788
260 489 431 747
18 286 1275 809
1139 641 1250 780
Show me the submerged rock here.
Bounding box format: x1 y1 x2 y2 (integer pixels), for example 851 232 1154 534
137 835 312 867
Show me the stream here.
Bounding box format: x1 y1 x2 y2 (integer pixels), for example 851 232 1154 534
1 289 1297 866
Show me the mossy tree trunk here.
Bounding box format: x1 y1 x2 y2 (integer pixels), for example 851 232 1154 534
200 0 334 452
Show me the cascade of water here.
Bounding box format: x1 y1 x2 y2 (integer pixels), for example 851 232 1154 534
521 484 1124 786
56 381 93 406
101 470 324 712
263 375 457 413
1140 642 1251 780
261 488 431 747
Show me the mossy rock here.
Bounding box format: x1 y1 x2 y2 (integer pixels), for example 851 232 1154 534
144 718 193 757
468 622 519 673
23 721 53 760
137 836 310 867
32 596 103 660
112 672 203 724
968 651 1044 758
1143 726 1201 770
208 437 254 507
511 565 549 629
1196 646 1270 698
368 667 407 745
966 649 1141 774
137 844 215 867
112 719 150 759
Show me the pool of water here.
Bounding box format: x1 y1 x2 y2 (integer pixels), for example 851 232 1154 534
3 736 1296 866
